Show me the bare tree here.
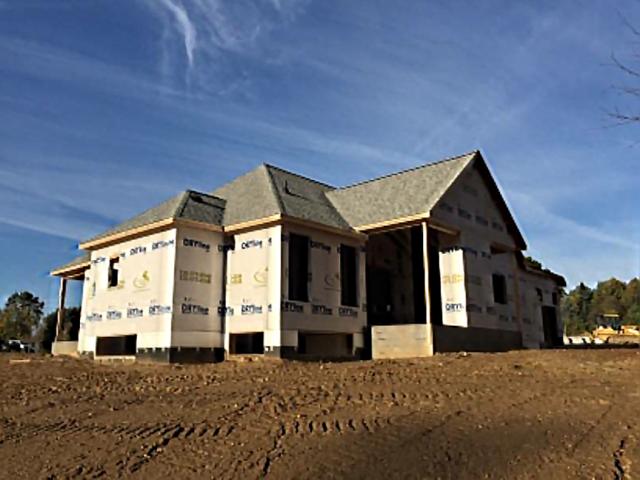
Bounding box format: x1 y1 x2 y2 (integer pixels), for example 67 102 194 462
610 14 640 124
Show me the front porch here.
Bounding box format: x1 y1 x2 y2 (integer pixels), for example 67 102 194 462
50 252 90 356
365 220 459 358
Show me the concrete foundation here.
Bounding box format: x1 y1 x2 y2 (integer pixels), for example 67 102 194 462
136 347 225 364
51 341 79 357
433 325 522 352
371 324 433 359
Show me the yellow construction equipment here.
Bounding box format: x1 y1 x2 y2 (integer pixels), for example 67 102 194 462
592 314 640 344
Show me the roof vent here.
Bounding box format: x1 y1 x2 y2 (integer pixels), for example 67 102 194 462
283 180 307 199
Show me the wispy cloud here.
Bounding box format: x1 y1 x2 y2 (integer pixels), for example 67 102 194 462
158 0 197 68
143 0 308 86
0 35 419 159
511 191 637 250
509 190 639 286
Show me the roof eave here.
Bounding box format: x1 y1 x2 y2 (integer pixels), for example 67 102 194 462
51 262 90 279
224 213 365 240
79 218 223 250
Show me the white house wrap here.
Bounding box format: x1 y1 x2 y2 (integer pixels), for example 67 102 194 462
51 151 565 362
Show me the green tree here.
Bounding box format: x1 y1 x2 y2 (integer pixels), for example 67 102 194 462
35 307 81 352
37 310 58 353
626 304 640 325
622 278 640 324
524 256 542 270
64 307 81 341
561 283 593 335
0 291 44 340
589 278 626 325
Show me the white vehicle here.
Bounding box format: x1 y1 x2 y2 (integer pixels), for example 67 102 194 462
7 339 35 353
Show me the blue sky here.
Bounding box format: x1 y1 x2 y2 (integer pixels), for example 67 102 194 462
0 0 638 311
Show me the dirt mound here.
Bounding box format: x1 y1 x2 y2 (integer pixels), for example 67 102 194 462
0 350 638 479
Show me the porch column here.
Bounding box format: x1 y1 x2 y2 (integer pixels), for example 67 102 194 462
422 222 434 355
511 254 524 345
55 277 67 342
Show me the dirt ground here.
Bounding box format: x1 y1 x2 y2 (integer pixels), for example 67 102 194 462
0 349 638 479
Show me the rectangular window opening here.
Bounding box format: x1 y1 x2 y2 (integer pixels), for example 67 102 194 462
96 335 136 356
288 233 309 302
340 244 358 307
108 257 120 288
492 273 507 304
229 333 264 355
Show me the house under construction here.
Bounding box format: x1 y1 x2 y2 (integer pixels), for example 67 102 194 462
51 151 565 362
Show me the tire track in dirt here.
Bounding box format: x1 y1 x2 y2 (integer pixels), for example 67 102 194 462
2 350 639 479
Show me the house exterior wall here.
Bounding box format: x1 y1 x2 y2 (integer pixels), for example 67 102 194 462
280 224 367 355
519 271 562 348
429 164 562 352
223 226 282 351
431 164 518 334
73 187 561 361
172 226 225 349
76 222 368 360
78 228 177 355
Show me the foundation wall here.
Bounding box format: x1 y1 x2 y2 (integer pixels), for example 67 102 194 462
371 324 432 359
51 341 79 357
432 325 522 352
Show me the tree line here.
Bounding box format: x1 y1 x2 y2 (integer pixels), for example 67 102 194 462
561 278 640 335
2 278 639 349
0 291 79 352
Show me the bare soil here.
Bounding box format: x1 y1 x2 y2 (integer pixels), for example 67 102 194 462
1 349 639 479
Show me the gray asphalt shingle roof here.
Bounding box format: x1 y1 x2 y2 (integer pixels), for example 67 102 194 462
51 252 91 274
211 164 352 230
77 150 524 251
211 165 282 226
263 165 351 230
326 152 476 227
82 190 225 245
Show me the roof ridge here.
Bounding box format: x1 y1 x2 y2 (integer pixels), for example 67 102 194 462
262 164 287 215
263 163 336 189
184 189 226 203
334 150 478 191
174 190 192 219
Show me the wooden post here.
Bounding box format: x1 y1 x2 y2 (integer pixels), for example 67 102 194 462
422 222 434 355
55 277 67 342
511 253 524 347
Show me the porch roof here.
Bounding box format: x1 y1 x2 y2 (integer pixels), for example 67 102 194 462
51 252 91 278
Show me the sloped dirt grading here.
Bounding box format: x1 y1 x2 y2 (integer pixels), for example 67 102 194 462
0 349 638 479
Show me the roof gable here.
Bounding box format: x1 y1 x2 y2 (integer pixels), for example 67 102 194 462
434 152 526 250
325 152 475 228
467 153 527 250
